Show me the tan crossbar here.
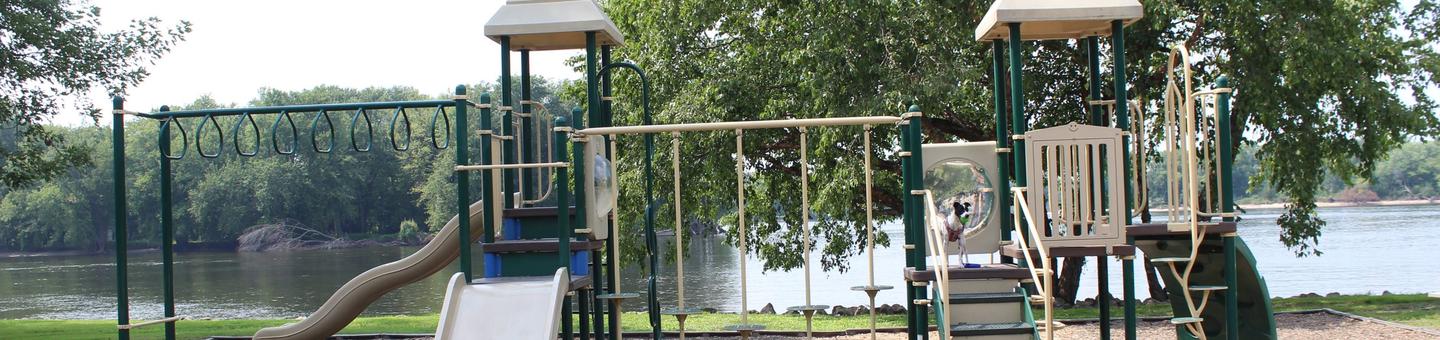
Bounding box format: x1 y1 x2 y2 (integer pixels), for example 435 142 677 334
117 316 186 330
577 116 901 136
454 162 568 171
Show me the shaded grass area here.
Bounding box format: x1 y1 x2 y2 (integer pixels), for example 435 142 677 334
2 294 1435 339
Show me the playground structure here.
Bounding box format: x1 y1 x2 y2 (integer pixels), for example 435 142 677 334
105 0 1276 339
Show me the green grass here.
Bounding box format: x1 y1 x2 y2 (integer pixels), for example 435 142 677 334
2 294 1435 339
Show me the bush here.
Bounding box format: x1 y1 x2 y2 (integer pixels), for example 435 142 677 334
398 219 422 241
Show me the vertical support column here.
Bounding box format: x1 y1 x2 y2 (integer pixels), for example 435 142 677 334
1217 75 1240 340
158 106 177 340
555 115 574 340
900 107 918 340
520 50 535 202
1111 19 1138 340
501 36 516 208
456 87 475 281
904 105 927 340
597 45 614 340
1098 256 1111 339
111 96 130 340
1006 24 1030 256
1087 36 1104 126
991 39 1014 265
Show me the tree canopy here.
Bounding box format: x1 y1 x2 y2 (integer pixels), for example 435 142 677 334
596 0 1440 265
0 0 190 188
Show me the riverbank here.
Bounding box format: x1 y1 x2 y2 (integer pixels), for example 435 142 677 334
1237 198 1437 210
2 294 1434 339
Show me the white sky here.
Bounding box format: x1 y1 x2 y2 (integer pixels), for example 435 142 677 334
77 0 583 125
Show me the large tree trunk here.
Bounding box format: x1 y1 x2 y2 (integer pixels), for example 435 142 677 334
1054 256 1086 306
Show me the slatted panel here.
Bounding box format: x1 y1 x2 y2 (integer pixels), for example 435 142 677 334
1024 123 1127 248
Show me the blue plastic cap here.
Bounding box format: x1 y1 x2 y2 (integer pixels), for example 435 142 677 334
111 96 124 109
454 85 467 95
908 104 921 112
1216 75 1230 86
159 105 171 112
479 93 492 103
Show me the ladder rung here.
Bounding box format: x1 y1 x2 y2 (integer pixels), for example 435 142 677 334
1150 257 1191 264
1170 317 1205 324
1188 285 1228 291
1029 295 1046 305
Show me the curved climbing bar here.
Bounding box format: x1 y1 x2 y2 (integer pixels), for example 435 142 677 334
349 109 373 152
232 112 260 157
389 107 412 151
271 111 298 155
430 105 451 150
158 118 188 160
311 110 335 154
196 114 223 158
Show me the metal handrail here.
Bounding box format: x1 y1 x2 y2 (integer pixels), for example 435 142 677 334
1011 187 1055 340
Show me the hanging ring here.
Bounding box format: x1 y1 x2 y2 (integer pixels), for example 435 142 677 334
232 112 261 156
389 106 412 151
430 105 451 149
271 110 299 155
159 118 189 160
350 108 374 152
311 109 335 153
196 113 223 158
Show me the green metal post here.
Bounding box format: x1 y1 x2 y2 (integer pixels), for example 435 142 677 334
1006 24 1030 262
1111 20 1138 340
555 114 573 340
521 50 535 202
112 96 130 340
561 110 577 270
992 39 1014 265
1217 75 1240 340
906 105 927 340
159 106 177 340
1098 256 1110 339
901 106 917 340
480 93 496 246
598 44 614 340
456 87 474 281
1087 36 1104 126
501 36 516 209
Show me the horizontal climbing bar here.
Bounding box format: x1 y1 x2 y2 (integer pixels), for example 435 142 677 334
577 116 902 136
116 316 185 330
135 100 458 119
455 162 569 172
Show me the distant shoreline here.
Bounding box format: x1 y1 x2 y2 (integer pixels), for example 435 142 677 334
1237 199 1438 210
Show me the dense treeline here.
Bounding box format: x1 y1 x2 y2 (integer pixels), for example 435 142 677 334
0 80 575 252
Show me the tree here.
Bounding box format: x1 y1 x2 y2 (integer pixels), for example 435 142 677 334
0 0 190 188
597 0 1440 272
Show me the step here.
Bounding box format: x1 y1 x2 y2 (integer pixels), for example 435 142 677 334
481 238 604 254
1150 257 1192 264
1188 285 1228 291
948 294 1024 325
950 322 1033 336
949 292 1025 304
1170 317 1205 324
904 263 1031 282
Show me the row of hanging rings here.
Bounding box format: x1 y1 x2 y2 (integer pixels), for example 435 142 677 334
163 105 454 160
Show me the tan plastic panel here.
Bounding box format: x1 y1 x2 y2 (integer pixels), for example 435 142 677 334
921 141 1001 255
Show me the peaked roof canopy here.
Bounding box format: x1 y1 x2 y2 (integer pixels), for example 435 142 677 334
974 0 1143 41
484 0 625 51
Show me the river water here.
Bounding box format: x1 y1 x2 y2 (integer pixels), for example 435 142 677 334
1 205 1436 320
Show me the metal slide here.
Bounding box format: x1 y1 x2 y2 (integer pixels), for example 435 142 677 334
433 268 569 340
252 201 488 340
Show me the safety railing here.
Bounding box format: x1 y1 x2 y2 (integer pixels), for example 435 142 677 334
1010 187 1056 340
1153 44 1237 340
1022 123 1129 248
920 191 952 340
